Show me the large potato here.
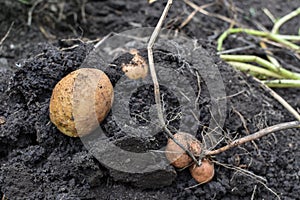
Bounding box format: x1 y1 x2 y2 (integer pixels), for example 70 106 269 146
49 68 114 137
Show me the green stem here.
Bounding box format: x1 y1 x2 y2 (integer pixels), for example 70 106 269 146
260 41 281 68
220 55 300 80
268 34 300 51
272 7 300 34
217 28 300 51
226 61 285 79
262 79 300 88
277 35 300 41
217 28 265 51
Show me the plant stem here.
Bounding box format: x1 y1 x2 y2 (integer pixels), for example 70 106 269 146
268 33 300 51
183 0 239 26
259 41 281 68
227 61 284 79
272 7 300 34
0 22 14 46
262 79 300 88
206 121 300 155
147 0 199 165
217 28 300 51
277 35 300 41
217 28 265 51
220 54 300 80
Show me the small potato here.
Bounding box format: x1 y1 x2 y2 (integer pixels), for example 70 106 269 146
49 68 114 137
121 50 148 80
190 158 214 184
165 132 201 168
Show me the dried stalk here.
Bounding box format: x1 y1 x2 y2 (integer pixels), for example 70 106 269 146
255 78 300 120
0 22 14 46
147 0 199 164
206 121 300 155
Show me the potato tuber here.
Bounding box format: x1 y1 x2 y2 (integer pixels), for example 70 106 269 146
49 68 114 137
190 158 214 184
121 49 148 79
165 132 201 168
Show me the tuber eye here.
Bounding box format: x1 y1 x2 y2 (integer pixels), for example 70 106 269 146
49 68 114 137
189 158 214 184
165 132 201 168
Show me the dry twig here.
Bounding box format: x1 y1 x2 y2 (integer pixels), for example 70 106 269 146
27 0 43 26
178 3 214 29
147 0 199 164
206 121 300 155
81 0 87 24
183 0 241 26
0 22 14 46
255 78 300 121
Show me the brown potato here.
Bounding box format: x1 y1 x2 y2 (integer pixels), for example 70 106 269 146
190 158 214 184
165 132 201 168
49 68 114 137
121 50 148 80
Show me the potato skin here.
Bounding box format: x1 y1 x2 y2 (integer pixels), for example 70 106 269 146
165 132 201 168
49 68 114 137
190 158 214 184
121 52 148 80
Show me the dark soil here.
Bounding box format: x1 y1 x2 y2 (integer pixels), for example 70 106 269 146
0 0 299 199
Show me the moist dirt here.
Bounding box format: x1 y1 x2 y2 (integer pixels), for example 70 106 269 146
0 0 299 199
